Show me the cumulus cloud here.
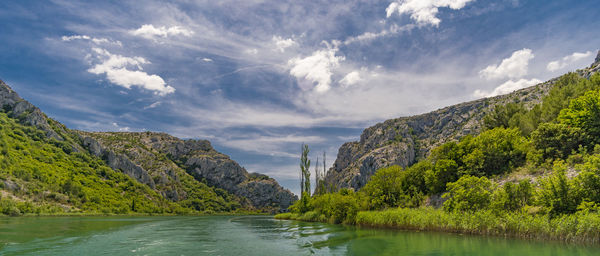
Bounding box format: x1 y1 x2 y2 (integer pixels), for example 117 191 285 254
343 24 415 45
62 34 122 46
547 51 593 71
202 58 213 62
87 48 175 96
272 36 297 53
340 71 361 87
479 48 534 80
129 24 194 40
288 48 345 93
386 0 476 26
473 78 542 98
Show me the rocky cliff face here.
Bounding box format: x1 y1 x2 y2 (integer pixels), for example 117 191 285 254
0 80 62 140
324 59 600 191
79 131 297 212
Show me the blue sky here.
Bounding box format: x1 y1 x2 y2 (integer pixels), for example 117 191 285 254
1 0 599 195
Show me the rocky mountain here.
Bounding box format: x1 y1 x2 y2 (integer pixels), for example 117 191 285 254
78 131 296 212
0 79 296 214
324 50 600 191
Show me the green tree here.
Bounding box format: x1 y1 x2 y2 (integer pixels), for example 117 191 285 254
361 165 404 210
459 128 527 176
483 102 527 130
531 123 587 160
558 90 600 145
443 175 493 212
537 168 580 215
300 144 311 198
491 180 533 212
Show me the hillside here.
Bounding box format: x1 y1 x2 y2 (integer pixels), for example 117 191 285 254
324 50 600 191
0 80 295 215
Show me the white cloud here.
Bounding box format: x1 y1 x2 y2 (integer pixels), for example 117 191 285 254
143 101 162 110
62 34 122 46
129 24 194 40
386 0 476 26
87 48 175 96
273 36 297 53
202 58 213 62
340 71 361 87
111 122 130 132
343 24 415 45
547 51 593 71
479 48 534 80
288 48 345 93
473 78 542 98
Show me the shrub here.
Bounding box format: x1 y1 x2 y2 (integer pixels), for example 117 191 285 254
443 175 493 212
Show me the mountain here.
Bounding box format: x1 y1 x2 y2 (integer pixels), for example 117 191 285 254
324 50 600 191
0 79 296 215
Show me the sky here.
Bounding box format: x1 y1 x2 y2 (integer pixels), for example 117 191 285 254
0 0 599 195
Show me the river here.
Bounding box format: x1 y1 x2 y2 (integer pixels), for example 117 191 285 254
0 216 598 255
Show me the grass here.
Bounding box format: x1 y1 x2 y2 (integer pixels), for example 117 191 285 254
276 207 600 244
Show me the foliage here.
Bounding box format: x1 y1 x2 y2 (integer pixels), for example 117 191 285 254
490 180 533 213
558 89 600 145
459 128 527 176
536 167 580 216
531 123 588 160
443 175 493 212
483 102 527 130
300 144 311 198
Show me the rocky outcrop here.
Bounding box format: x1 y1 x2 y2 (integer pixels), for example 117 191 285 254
81 132 297 212
325 58 600 192
324 75 561 191
154 136 298 211
81 136 156 189
0 80 61 140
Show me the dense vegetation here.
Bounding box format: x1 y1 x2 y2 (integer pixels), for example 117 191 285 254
277 72 600 243
0 110 244 216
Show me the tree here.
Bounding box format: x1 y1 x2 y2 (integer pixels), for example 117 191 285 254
558 89 600 145
531 123 587 160
300 144 311 198
443 175 493 212
459 128 527 176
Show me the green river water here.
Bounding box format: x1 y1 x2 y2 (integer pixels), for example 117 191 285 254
0 215 599 255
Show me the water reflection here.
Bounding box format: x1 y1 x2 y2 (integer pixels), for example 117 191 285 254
1 216 599 255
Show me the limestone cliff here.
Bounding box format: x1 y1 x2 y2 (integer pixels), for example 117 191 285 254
79 131 297 212
324 53 600 191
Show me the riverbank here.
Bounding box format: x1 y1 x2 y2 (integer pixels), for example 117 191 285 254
1 210 270 218
275 207 600 244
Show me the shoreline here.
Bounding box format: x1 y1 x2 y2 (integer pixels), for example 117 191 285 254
1 212 272 218
275 207 600 245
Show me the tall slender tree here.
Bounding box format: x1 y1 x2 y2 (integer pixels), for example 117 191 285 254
300 144 311 198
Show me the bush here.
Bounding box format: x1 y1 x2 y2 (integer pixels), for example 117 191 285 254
559 89 600 145
536 167 580 215
459 128 527 176
443 175 493 212
531 123 587 160
491 180 533 213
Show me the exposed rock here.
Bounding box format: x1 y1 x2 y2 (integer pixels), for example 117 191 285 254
81 136 156 189
2 179 20 192
81 132 297 212
325 58 600 192
0 80 61 140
